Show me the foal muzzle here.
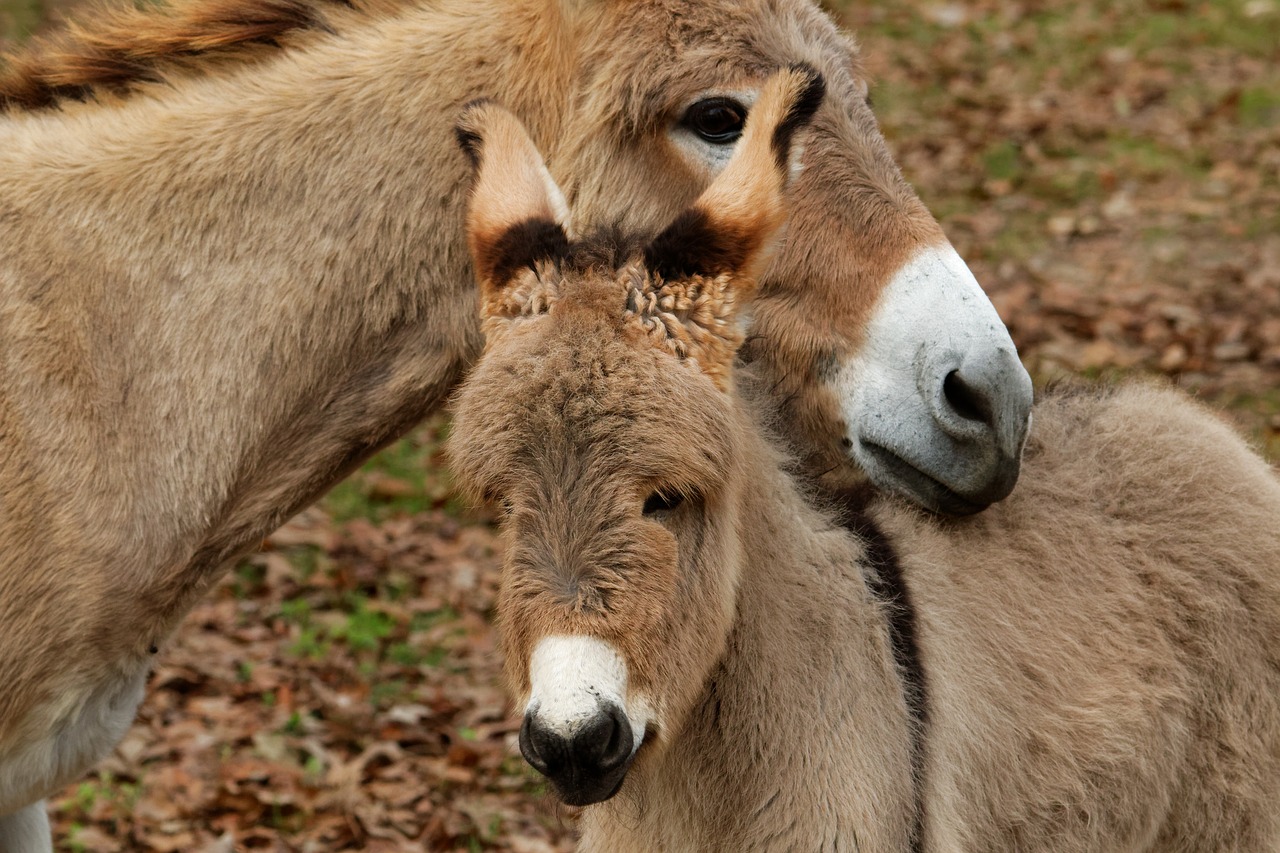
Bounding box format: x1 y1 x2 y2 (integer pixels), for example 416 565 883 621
520 703 636 806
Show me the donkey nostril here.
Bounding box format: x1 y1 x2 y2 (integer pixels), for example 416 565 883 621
520 713 569 777
520 706 633 782
943 369 994 426
576 703 633 773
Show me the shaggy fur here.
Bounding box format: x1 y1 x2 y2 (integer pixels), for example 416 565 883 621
0 0 959 832
449 74 1280 852
0 0 361 110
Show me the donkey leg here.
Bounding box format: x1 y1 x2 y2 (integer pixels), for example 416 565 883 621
0 801 52 853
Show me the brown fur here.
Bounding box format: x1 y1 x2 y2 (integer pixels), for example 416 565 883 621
2 0 956 832
449 84 1280 851
0 0 371 110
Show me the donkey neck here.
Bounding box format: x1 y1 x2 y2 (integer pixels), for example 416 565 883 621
0 0 572 670
585 383 919 851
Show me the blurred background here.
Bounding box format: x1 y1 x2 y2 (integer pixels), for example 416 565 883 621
3 0 1277 849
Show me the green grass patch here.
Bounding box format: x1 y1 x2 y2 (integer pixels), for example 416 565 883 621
323 415 459 523
1238 86 1280 128
328 596 396 653
983 141 1024 183
410 605 460 632
863 10 948 49
231 560 267 599
1244 207 1280 239
56 771 142 834
277 590 464 678
370 678 408 708
1100 134 1210 181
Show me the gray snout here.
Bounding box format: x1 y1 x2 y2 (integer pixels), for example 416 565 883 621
838 244 1035 516
926 345 1034 503
850 342 1033 517
520 704 635 806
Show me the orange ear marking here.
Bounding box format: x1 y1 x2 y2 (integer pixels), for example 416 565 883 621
456 101 572 295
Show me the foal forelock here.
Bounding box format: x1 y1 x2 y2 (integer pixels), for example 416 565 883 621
480 232 753 390
623 271 746 391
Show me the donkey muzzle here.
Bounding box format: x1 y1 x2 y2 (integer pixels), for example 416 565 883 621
835 244 1034 515
520 703 635 806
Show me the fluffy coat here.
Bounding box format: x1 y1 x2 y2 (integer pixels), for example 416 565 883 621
448 73 1280 850
1 0 962 838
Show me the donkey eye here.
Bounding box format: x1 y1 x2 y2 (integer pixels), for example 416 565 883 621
682 97 747 145
643 489 685 515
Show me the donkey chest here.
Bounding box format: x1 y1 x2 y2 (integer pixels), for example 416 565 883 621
583 643 916 850
0 660 149 813
584 726 913 852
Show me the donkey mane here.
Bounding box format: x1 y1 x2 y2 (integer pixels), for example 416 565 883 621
0 0 386 111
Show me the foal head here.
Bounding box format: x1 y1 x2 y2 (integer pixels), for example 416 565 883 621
448 66 822 806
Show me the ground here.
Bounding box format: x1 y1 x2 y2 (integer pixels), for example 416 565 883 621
1 0 1277 849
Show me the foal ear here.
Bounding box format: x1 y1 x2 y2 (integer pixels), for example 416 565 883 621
644 65 825 295
456 101 572 300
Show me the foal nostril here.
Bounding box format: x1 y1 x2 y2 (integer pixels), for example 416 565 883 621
519 705 634 789
578 703 633 773
943 369 995 427
520 712 566 777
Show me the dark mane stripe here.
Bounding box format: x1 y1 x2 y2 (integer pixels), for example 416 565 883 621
0 0 358 111
833 486 929 852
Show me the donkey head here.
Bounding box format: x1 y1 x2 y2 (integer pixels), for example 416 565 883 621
449 66 822 806
547 0 1034 515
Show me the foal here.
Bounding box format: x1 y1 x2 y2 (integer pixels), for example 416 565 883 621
449 70 1280 850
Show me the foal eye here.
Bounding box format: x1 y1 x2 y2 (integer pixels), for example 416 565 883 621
643 489 685 515
681 97 747 145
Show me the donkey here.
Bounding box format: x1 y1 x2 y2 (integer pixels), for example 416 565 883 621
448 68 1280 852
0 0 1037 842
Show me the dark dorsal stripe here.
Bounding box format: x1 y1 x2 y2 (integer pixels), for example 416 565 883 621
832 485 928 852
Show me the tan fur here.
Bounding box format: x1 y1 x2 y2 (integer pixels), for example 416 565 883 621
894 385 1280 851
1 0 961 825
449 93 1280 851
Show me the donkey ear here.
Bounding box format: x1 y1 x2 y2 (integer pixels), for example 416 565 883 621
644 65 825 294
456 101 572 301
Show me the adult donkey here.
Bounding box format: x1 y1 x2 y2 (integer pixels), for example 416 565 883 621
0 0 1030 845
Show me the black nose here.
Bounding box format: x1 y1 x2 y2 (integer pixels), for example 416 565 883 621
519 703 635 806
